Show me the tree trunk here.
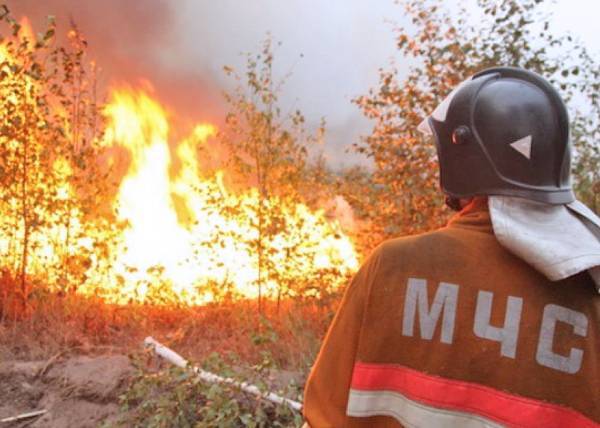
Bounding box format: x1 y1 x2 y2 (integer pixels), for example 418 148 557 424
63 202 72 293
19 137 29 313
257 199 263 316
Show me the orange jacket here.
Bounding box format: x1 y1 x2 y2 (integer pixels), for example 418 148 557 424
303 199 599 427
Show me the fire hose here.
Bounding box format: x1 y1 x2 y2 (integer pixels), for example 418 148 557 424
143 336 303 412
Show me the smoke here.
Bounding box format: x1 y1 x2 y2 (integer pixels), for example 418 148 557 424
5 0 225 128
328 196 357 232
4 0 410 170
5 1 597 169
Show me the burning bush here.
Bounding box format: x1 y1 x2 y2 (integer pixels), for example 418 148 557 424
0 9 122 316
0 7 359 313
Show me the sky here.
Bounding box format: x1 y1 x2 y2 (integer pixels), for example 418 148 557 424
6 0 600 167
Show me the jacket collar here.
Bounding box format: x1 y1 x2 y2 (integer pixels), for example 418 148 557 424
447 197 493 234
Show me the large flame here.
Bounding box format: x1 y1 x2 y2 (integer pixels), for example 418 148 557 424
100 88 358 304
0 18 358 305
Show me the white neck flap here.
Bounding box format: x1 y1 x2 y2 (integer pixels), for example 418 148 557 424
489 196 600 293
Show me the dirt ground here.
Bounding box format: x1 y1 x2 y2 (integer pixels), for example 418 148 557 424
0 354 133 428
0 300 319 427
0 351 306 427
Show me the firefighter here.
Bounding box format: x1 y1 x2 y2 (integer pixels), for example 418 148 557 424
302 67 600 427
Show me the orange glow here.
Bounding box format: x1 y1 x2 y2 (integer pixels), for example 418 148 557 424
94 87 358 304
0 18 359 305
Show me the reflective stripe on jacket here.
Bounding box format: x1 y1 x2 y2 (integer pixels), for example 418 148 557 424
303 199 599 427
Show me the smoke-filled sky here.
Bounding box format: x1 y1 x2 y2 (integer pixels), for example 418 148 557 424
6 0 599 167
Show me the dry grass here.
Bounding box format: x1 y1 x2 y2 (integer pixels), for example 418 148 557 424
0 287 338 427
0 286 339 375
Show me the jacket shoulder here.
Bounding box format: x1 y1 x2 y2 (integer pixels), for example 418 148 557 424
377 227 471 260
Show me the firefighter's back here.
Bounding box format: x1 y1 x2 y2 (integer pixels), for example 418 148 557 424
347 205 599 427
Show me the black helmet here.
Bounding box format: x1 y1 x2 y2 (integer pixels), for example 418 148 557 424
418 67 574 205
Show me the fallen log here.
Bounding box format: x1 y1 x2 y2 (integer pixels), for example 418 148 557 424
143 336 303 412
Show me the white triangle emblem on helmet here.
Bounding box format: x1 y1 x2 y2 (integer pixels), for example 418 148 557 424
510 135 532 160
